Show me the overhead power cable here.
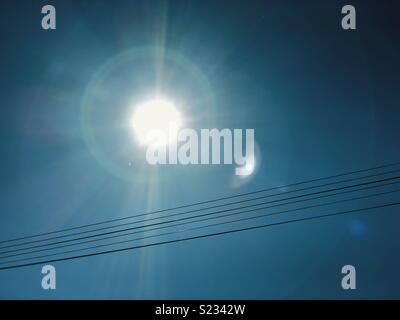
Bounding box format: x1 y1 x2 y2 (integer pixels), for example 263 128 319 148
1 186 398 264
1 170 399 252
1 161 399 245
0 201 398 271
1 178 398 258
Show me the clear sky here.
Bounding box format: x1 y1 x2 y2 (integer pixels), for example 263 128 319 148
0 0 400 299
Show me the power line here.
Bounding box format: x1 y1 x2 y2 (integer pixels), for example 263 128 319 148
1 161 399 245
0 201 398 271
1 179 399 258
1 186 398 264
1 170 399 252
1 174 399 255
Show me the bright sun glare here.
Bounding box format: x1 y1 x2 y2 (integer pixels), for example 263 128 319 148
131 99 183 146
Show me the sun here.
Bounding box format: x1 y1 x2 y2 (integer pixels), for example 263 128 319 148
131 98 183 146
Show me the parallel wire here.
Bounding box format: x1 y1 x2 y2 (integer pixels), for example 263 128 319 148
1 161 399 245
1 179 399 259
1 186 398 264
1 174 399 255
1 201 398 271
1 170 399 252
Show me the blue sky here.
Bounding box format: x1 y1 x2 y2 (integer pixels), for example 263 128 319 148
0 0 400 299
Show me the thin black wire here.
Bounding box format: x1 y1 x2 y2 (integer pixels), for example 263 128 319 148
2 174 400 253
1 170 399 252
1 186 398 264
1 173 399 254
1 179 399 258
0 201 398 271
1 161 399 245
